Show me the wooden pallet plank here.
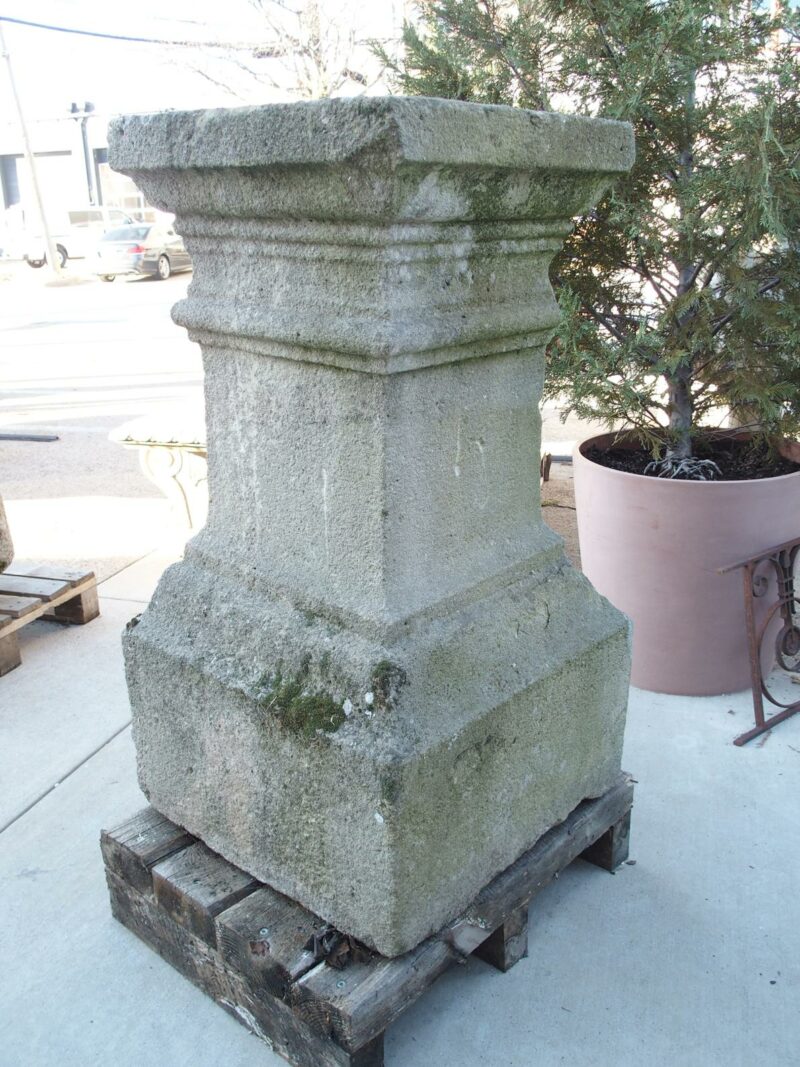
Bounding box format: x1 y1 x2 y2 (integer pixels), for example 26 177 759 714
0 568 99 660
296 773 634 1051
101 807 196 896
106 870 379 1067
216 884 322 1000
152 841 260 949
0 574 99 639
0 595 43 620
5 565 93 586
0 574 71 602
292 940 454 1052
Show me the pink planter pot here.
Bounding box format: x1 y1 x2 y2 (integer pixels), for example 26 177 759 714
573 432 800 695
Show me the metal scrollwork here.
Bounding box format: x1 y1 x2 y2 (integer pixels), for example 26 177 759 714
776 602 800 671
750 557 774 598
721 536 800 745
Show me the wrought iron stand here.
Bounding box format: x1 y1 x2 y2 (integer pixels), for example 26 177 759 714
719 535 800 746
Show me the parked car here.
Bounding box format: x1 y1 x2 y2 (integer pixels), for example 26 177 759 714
25 207 135 268
94 224 192 281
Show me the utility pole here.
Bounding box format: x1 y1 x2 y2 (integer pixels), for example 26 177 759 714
71 101 96 205
0 21 64 275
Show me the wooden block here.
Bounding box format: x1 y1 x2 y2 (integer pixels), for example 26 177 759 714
101 807 196 896
152 841 259 949
474 904 529 973
106 871 380 1067
216 884 322 999
293 939 455 1052
44 582 100 625
0 630 21 676
0 595 43 620
0 574 71 602
349 1035 385 1066
581 809 632 872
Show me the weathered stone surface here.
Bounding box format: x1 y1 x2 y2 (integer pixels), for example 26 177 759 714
0 494 13 572
114 97 634 957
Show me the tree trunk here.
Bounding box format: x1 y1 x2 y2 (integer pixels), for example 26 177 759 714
667 368 693 459
668 70 698 463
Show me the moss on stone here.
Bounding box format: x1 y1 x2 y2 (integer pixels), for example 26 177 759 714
371 659 407 711
379 772 402 805
257 657 345 739
456 168 511 220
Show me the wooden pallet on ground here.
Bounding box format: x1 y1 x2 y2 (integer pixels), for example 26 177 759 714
101 772 634 1067
0 564 100 676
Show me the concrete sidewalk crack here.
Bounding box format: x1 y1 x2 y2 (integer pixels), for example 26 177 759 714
0 719 132 836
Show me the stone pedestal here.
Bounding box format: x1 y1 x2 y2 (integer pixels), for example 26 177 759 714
0 494 13 572
113 97 634 957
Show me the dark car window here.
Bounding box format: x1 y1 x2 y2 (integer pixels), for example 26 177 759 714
102 225 151 242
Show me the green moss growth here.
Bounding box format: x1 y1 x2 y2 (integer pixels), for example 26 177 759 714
457 168 511 220
280 688 345 739
257 657 345 740
371 660 407 711
380 772 402 805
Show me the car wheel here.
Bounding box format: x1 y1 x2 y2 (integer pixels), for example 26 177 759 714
56 245 68 269
157 254 171 280
101 275 116 282
27 259 45 269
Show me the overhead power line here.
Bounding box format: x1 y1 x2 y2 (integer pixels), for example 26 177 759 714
0 14 263 50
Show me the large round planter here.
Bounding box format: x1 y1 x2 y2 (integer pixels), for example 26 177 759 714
573 432 800 695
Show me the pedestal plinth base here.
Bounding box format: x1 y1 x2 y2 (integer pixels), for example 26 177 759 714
101 773 633 1067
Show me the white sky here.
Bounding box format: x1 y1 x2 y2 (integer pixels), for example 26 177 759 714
0 0 405 123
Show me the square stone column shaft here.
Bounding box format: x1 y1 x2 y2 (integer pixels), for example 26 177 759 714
113 98 632 630
114 97 634 957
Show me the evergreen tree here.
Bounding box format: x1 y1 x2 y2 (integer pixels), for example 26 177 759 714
381 1 800 475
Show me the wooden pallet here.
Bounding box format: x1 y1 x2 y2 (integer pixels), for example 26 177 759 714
101 772 634 1067
0 564 100 676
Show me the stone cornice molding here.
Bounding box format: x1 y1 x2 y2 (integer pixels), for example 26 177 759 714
109 98 634 372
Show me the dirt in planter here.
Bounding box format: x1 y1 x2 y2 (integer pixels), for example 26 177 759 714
586 437 800 481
